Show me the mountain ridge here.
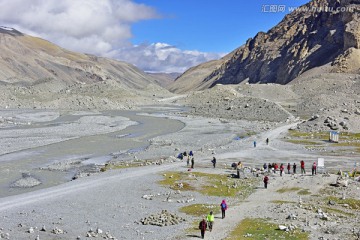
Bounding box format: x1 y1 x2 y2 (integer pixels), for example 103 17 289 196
0 27 173 110
169 0 360 93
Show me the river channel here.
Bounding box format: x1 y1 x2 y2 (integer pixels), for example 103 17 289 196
0 107 185 197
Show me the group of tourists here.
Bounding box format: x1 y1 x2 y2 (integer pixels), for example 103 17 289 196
198 199 228 239
263 160 318 188
263 160 317 176
177 150 195 168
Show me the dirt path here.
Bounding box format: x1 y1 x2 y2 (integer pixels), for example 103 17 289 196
182 121 338 240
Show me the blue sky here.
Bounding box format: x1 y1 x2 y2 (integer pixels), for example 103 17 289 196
0 0 310 73
132 0 309 53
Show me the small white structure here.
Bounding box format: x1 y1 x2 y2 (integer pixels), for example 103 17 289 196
329 131 339 143
317 158 325 173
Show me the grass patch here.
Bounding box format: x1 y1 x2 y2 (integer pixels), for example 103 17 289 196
321 206 355 217
286 139 323 145
271 200 296 204
158 171 196 191
159 171 259 198
287 130 328 139
326 197 360 210
194 172 258 198
226 218 308 240
180 204 220 217
100 161 142 172
276 187 302 193
298 189 311 195
340 132 360 140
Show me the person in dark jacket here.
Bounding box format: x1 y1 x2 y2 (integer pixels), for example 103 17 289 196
211 157 216 168
293 163 297 174
199 218 207 239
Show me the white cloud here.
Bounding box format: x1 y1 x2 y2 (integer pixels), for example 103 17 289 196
114 43 224 73
0 0 223 73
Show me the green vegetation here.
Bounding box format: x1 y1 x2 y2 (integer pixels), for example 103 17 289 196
321 206 355 217
236 131 257 139
195 172 257 198
158 171 196 191
298 189 311 195
226 218 308 240
271 200 296 204
287 130 328 140
276 187 311 195
101 161 144 172
326 197 360 210
159 171 259 198
180 204 220 216
276 187 302 193
287 139 323 145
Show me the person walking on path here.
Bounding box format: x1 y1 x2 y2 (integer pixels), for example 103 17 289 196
293 163 297 174
191 157 195 169
198 218 207 239
253 140 257 147
266 138 269 145
186 156 190 167
287 163 291 174
280 163 284 176
211 157 216 168
300 160 306 175
312 162 317 175
206 211 215 232
220 199 228 219
263 175 269 189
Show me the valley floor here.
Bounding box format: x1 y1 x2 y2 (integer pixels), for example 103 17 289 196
0 106 359 240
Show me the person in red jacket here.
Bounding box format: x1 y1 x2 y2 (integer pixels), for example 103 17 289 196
300 160 306 175
312 162 317 175
274 163 279 173
220 199 228 219
263 175 269 189
280 163 284 176
198 218 207 239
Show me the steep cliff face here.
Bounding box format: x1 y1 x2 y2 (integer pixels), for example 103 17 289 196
170 0 360 93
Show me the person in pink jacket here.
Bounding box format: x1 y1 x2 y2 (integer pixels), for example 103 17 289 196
220 199 228 219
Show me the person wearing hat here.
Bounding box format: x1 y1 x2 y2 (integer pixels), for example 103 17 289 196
206 211 215 232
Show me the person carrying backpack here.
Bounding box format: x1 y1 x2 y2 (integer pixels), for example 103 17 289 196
220 199 228 219
198 218 207 239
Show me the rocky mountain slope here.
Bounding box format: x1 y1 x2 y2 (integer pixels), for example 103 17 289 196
169 0 360 93
0 27 172 110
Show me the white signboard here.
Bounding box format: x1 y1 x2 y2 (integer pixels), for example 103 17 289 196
318 158 324 167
